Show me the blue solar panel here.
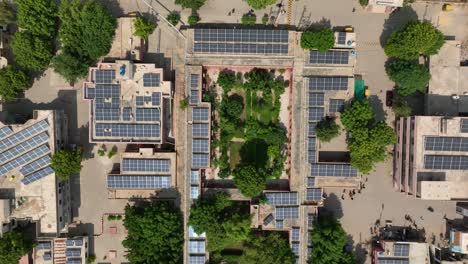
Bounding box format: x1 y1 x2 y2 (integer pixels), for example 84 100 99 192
308 77 349 91
192 139 209 153
292 242 300 256
65 248 81 257
135 108 160 122
66 259 82 264
275 206 299 219
192 123 209 138
94 84 120 98
189 240 205 254
190 90 199 105
377 258 409 264
308 123 316 136
308 107 324 122
306 188 322 201
190 74 199 88
95 108 120 121
0 126 12 139
190 170 199 184
121 159 170 172
152 93 161 106
310 164 358 177
308 214 315 228
192 107 209 121
122 107 132 121
308 137 316 151
329 99 345 113
36 242 51 250
192 153 209 167
95 97 120 109
189 255 205 264
66 239 83 247
191 185 199 199
309 93 324 106
0 132 48 164
265 192 298 205
107 175 171 189
0 145 50 176
66 239 74 247
307 177 315 187
263 214 274 225
291 227 300 241
85 87 95 99
143 73 160 87
95 123 160 138
95 70 115 83
308 151 316 164
136 96 151 106
394 244 410 257
276 220 283 229
20 155 51 175
0 120 48 152
21 166 54 185
424 155 468 170
43 252 51 261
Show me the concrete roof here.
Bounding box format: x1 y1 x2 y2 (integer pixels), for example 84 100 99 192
376 241 429 264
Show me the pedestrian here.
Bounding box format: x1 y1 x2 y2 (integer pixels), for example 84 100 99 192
420 216 424 220
351 197 354 200
358 189 361 194
343 189 346 193
352 190 356 195
341 194 345 200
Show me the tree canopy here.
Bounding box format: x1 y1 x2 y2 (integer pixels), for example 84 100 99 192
341 100 396 174
0 66 30 101
175 0 206 10
316 117 341 142
386 59 430 96
309 215 355 264
123 201 184 264
221 94 244 121
240 233 296 264
384 21 445 59
392 97 412 117
300 29 335 52
189 192 251 251
245 0 276 10
0 1 16 24
51 51 90 83
232 165 267 197
133 17 156 41
166 12 180 26
16 0 57 38
0 231 34 264
217 70 239 92
11 32 54 71
51 148 82 180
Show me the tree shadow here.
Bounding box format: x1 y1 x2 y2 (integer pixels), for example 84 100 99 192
368 95 387 122
97 0 124 17
380 6 418 47
239 138 269 168
304 17 331 31
347 235 370 264
322 192 344 219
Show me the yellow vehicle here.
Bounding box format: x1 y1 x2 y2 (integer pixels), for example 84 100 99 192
344 27 354 32
443 4 454 11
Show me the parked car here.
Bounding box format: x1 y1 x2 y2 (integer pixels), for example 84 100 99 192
386 90 394 107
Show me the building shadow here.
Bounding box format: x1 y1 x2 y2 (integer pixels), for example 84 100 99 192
380 6 418 47
68 223 95 254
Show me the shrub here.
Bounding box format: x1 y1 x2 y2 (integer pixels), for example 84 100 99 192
301 28 335 51
392 97 412 117
232 165 267 197
316 117 341 142
180 97 189 109
188 14 200 26
87 254 96 264
98 148 105 156
51 148 83 180
261 14 269 25
217 70 238 92
167 12 180 26
175 0 206 10
245 0 276 9
133 17 156 41
241 14 256 26
386 59 430 96
359 0 369 6
107 147 117 158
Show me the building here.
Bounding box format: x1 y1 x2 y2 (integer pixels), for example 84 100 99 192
456 202 468 218
449 227 468 255
394 116 468 200
0 110 71 236
366 0 403 14
373 240 430 264
83 60 173 144
106 147 176 199
34 236 89 264
106 17 144 61
427 41 468 116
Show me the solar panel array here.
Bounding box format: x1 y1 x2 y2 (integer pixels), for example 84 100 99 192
107 175 171 189
0 126 12 139
143 73 160 87
275 206 299 219
0 145 50 176
461 119 468 133
85 87 95 99
265 192 298 205
0 132 48 164
95 123 160 138
425 137 468 151
307 77 349 91
377 258 409 264
189 255 205 264
95 70 115 83
308 214 315 228
309 93 325 106
309 50 350 65
306 188 322 201
329 99 345 113
135 108 160 122
276 220 284 229
189 74 200 105
122 159 170 172
192 123 209 137
66 259 82 264
308 123 316 136
394 244 410 257
192 139 210 153
190 170 199 184
152 92 161 106
189 240 206 253
0 120 48 152
21 166 54 185
20 155 51 175
191 185 200 199
65 249 81 257
424 155 468 170
192 153 209 167
192 107 210 121
43 253 51 261
190 105 210 168
95 98 120 109
136 96 151 106
193 28 289 55
37 242 51 250
94 84 120 98
309 107 325 122
122 107 132 121
310 164 358 177
190 90 199 105
66 239 83 247
263 214 274 225
307 177 315 187
291 227 300 241
337 32 346 45
95 108 120 121
291 242 300 256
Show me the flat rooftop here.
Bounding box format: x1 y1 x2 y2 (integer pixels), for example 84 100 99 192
0 110 59 234
375 241 429 264
84 61 172 143
33 237 89 264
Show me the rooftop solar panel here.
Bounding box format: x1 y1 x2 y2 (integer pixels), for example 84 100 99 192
307 177 315 187
190 170 199 184
136 96 151 106
85 87 95 99
394 244 410 257
310 164 358 177
122 107 132 121
65 248 81 257
0 132 48 165
192 107 209 121
43 252 51 261
377 258 409 264
194 28 289 43
276 219 284 229
308 107 324 122
275 206 299 219
36 242 51 250
94 84 120 98
191 185 200 199
308 137 316 151
95 123 160 138
424 155 468 170
424 137 468 152
20 155 51 176
263 213 274 225
0 120 48 152
0 126 12 139
337 32 346 45
143 73 160 87
107 175 171 189
309 50 349 65
306 188 323 201
189 240 206 254
21 166 54 185
192 123 209 138
292 242 300 256
121 159 170 172
66 259 82 264
265 192 298 205
329 99 345 113
308 214 315 228
308 93 325 106
95 97 120 109
192 153 209 167
308 122 316 136
192 139 209 153
461 119 468 133
308 77 349 91
291 227 300 241
190 74 199 88
152 92 161 106
135 108 160 122
0 145 50 176
95 70 116 83
308 150 316 164
95 108 120 121
189 255 205 264
190 90 199 105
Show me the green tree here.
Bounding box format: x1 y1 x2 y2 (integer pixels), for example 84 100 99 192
241 14 256 26
221 94 244 120
341 100 374 131
359 0 369 6
217 70 238 92
301 28 335 52
51 148 83 180
175 0 206 10
123 201 184 264
0 231 34 264
316 117 341 142
0 66 30 101
189 192 251 251
309 215 355 264
0 1 16 24
384 21 445 59
166 12 180 26
51 51 90 83
262 14 269 25
240 233 296 264
392 97 412 117
188 14 200 26
58 0 116 60
245 0 276 10
232 165 266 197
386 59 430 96
16 0 57 38
11 31 54 71
133 17 156 41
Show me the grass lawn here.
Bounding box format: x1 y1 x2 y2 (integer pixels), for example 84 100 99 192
229 141 244 170
248 90 279 125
